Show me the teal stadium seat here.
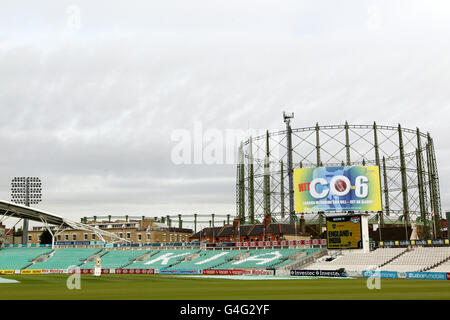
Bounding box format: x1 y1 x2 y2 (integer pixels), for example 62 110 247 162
29 248 101 269
165 250 244 270
217 248 320 269
126 249 200 269
81 249 152 269
0 247 322 271
0 247 53 270
269 248 319 268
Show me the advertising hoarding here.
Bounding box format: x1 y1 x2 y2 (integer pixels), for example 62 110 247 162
290 269 347 278
294 166 382 213
326 215 363 249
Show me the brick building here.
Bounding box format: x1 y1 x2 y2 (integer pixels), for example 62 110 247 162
0 223 16 245
189 222 310 244
27 216 193 245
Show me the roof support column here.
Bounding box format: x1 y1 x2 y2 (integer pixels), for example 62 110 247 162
194 214 197 234
416 129 428 238
316 123 321 167
264 131 271 219
373 122 384 226
280 161 285 219
426 134 442 238
345 121 351 165
398 124 410 226
286 122 295 225
248 138 255 224
382 156 390 217
238 142 246 224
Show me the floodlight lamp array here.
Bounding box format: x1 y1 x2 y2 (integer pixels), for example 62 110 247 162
11 177 42 206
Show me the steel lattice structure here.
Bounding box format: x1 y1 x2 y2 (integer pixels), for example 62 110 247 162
82 214 232 235
236 122 442 238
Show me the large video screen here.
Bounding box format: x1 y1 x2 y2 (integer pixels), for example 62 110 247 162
326 215 362 250
294 166 382 213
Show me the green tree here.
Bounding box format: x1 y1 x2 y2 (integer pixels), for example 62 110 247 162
39 230 53 244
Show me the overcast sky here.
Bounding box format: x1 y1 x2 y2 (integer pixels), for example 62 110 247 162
1 0 450 228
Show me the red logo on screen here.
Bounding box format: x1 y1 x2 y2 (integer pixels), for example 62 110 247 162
298 182 310 192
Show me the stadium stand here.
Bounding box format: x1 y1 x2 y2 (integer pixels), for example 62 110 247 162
165 250 243 270
380 247 450 272
126 249 201 269
429 257 450 272
3 246 450 273
81 249 153 269
0 247 53 270
29 248 101 269
304 248 407 272
217 249 319 269
270 248 321 269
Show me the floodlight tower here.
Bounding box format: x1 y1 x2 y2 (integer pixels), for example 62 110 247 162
283 111 296 225
11 177 42 244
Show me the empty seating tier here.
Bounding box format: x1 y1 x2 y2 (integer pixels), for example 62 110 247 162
429 258 450 273
217 249 317 269
3 246 449 273
126 250 201 269
304 248 407 272
380 247 450 272
30 248 101 269
0 247 53 270
165 250 244 270
81 249 151 269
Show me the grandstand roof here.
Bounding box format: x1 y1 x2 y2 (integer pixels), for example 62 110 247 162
247 224 265 236
195 227 222 238
0 200 67 226
217 225 236 237
167 227 194 233
0 200 129 242
190 223 308 239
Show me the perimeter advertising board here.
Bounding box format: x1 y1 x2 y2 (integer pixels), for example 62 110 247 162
20 269 42 275
0 270 14 275
326 215 363 249
159 269 202 275
290 270 347 278
294 166 382 213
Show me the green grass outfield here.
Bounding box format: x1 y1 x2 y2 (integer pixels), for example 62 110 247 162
0 274 449 300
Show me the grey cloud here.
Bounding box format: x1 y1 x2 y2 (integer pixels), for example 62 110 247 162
1 0 450 225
